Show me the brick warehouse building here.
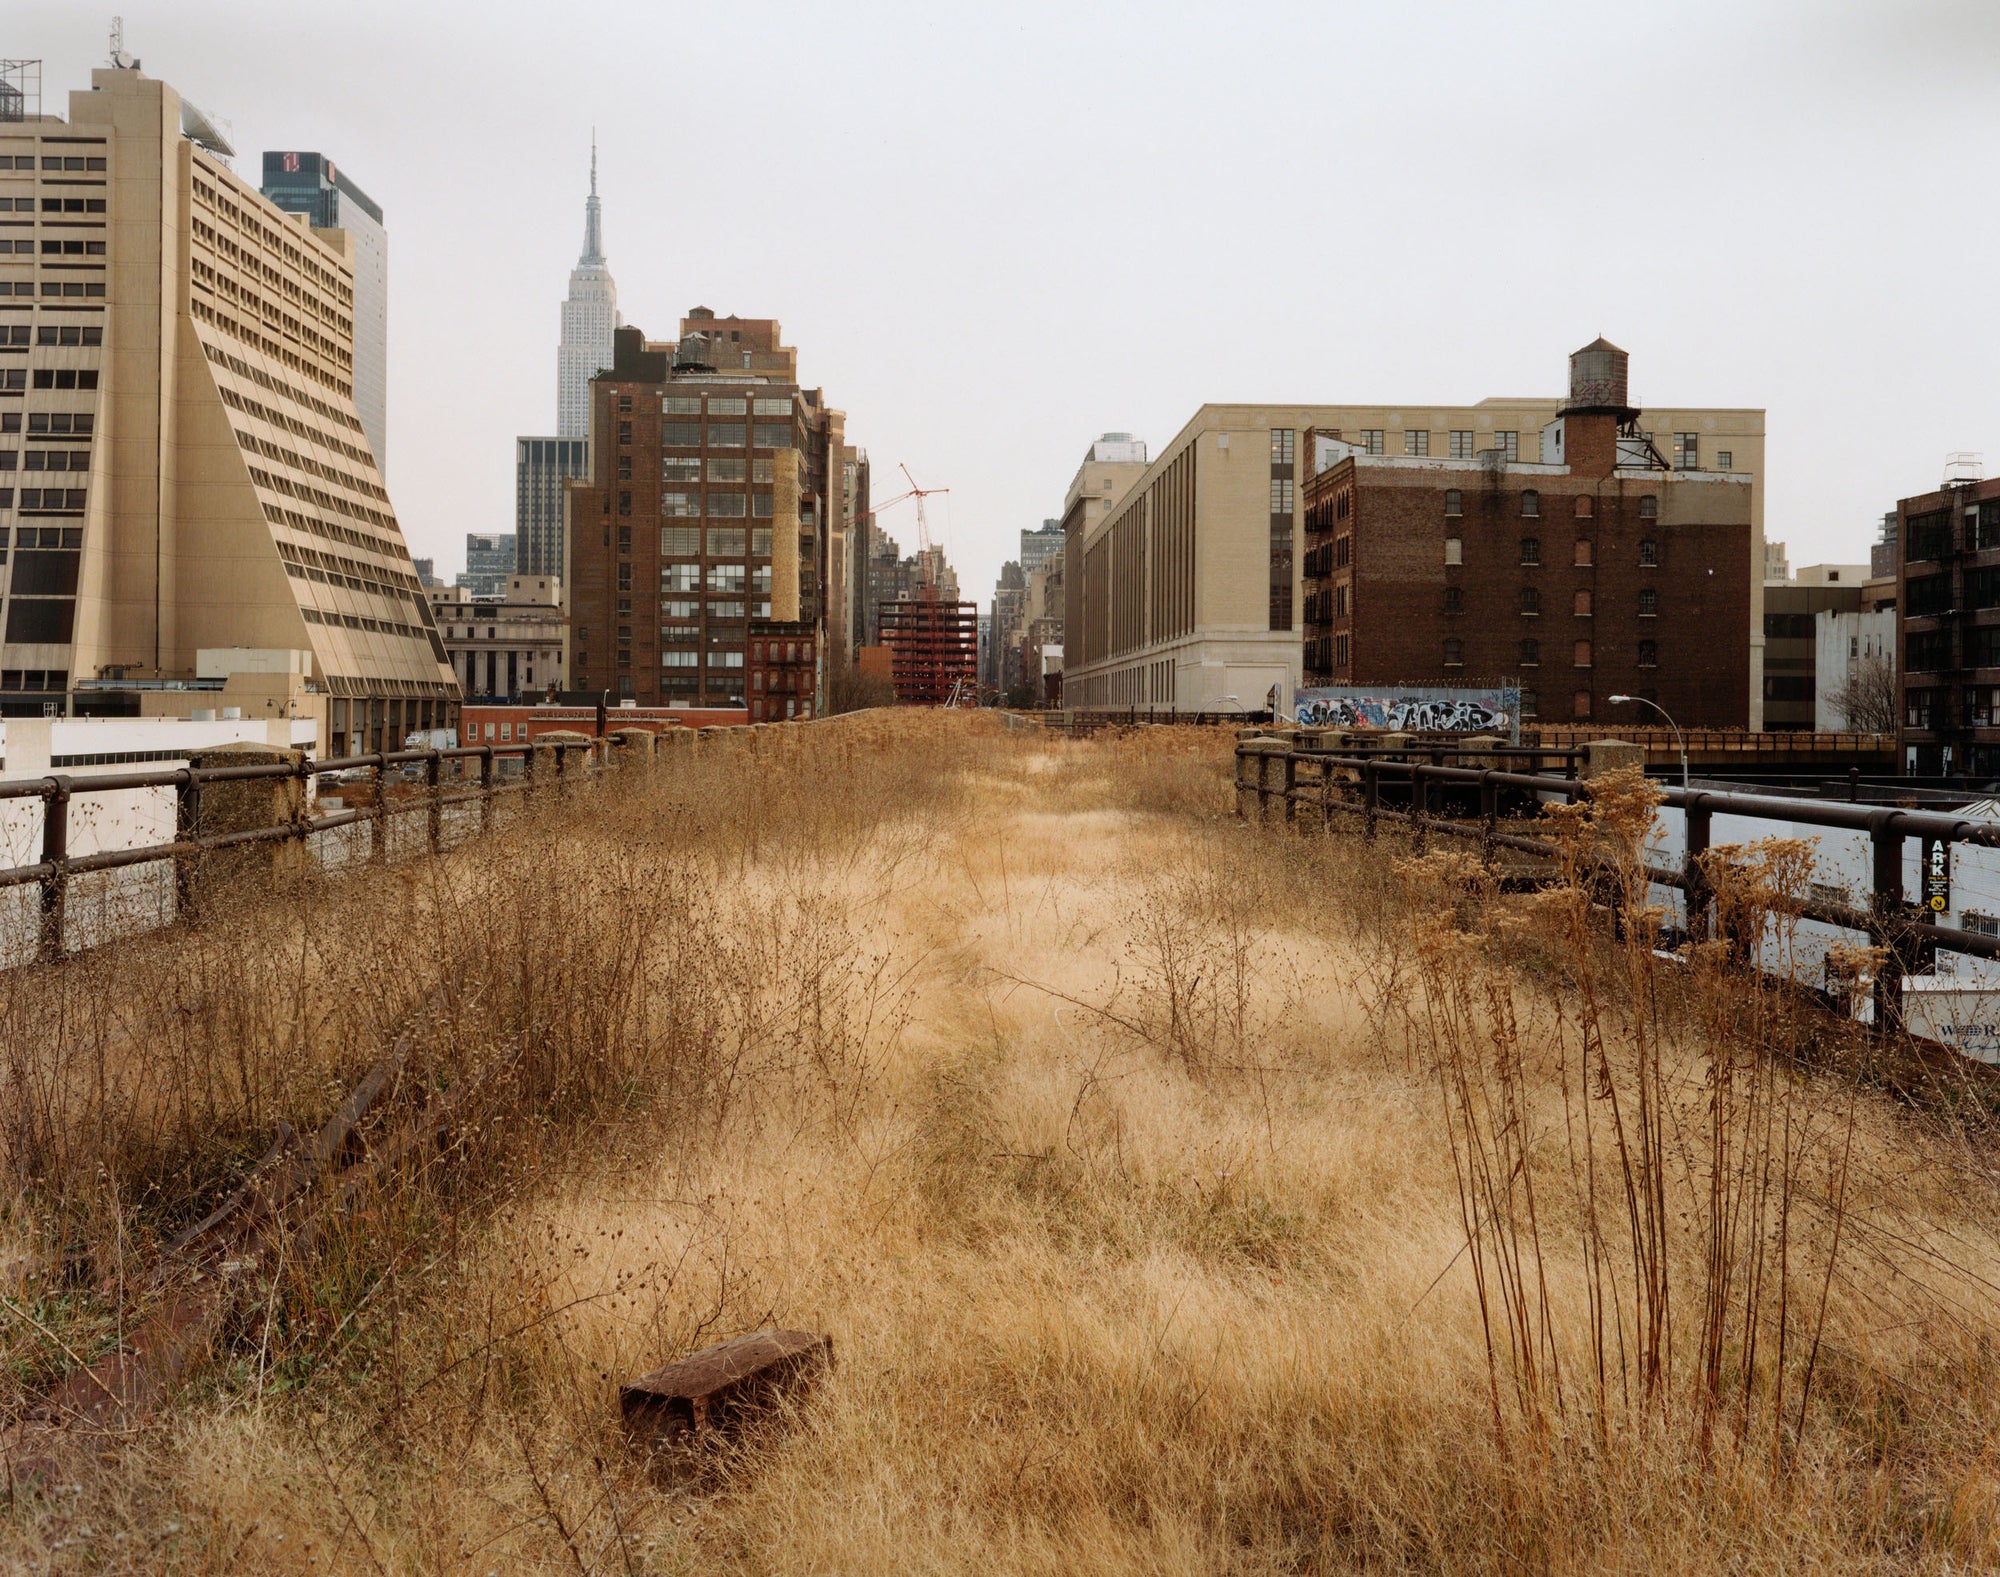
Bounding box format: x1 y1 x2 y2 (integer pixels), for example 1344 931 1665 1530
1895 473 2000 777
1300 341 1751 727
567 313 848 709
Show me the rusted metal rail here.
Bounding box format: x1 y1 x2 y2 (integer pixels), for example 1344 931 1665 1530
0 736 624 962
1236 735 2000 1036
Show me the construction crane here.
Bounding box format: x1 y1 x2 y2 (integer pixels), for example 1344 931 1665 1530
857 464 978 706
851 464 950 588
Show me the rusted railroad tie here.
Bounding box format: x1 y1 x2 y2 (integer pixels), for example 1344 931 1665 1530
0 981 481 1474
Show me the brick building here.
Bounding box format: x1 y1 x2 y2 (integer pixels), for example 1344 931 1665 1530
1896 474 2000 776
748 618 815 721
1300 341 1751 727
566 312 847 709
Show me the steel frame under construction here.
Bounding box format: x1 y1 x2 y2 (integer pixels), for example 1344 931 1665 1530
879 596 978 707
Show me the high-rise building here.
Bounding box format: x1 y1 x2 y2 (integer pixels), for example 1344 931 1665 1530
515 435 589 577
1061 354 1765 720
557 143 617 440
841 445 870 663
259 151 387 472
412 557 443 588
457 533 516 598
566 314 848 708
0 65 455 749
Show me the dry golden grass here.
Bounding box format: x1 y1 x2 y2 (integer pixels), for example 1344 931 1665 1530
1 714 1998 1572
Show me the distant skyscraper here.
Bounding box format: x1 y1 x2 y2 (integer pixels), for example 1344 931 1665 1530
260 150 389 470
457 533 517 598
557 142 618 439
515 436 590 577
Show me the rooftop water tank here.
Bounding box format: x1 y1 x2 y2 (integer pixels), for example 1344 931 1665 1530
1567 337 1631 413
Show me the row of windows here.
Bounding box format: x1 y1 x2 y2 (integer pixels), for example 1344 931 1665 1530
1438 639 1653 669
1441 536 1660 567
0 488 85 511
1905 503 2000 564
656 422 795 449
0 281 107 299
663 457 779 483
0 326 105 348
659 492 777 519
0 156 109 172
616 393 793 418
0 413 92 435
1442 489 1660 519
658 527 775 555
0 197 108 214
0 451 90 471
1435 586 1659 617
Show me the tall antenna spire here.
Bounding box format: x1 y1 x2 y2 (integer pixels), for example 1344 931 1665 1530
579 137 605 266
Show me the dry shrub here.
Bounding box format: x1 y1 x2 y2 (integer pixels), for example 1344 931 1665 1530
3 732 2000 1572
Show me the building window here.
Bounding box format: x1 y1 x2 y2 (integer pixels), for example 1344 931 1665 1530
1639 495 1659 520
1443 637 1463 668
1573 640 1592 668
1521 490 1540 517
1638 640 1658 667
1443 586 1462 614
1269 478 1295 514
1444 537 1462 566
1674 433 1699 470
1573 589 1593 618
1335 535 1351 568
1574 538 1593 567
1492 431 1519 461
1359 430 1385 456
1520 537 1540 565
1269 428 1294 464
1520 587 1540 615
1717 450 1733 470
1334 633 1348 668
1520 689 1538 717
1405 430 1429 457
1520 639 1540 666
1574 495 1593 518
1574 689 1593 719
1449 430 1476 459
1639 539 1658 566
1444 488 1463 517
617 420 632 444
1963 911 2000 938
1639 588 1658 617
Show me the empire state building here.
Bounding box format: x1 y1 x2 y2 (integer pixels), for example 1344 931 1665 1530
557 144 618 440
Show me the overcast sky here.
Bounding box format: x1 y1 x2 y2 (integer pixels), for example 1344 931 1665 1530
14 1 1999 599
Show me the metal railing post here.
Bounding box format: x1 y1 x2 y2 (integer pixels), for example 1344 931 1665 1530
1683 794 1712 944
1869 813 1907 1036
1282 751 1298 827
174 767 201 922
1411 763 1428 852
1479 769 1498 866
1363 760 1379 840
426 750 443 854
38 776 68 963
371 754 389 865
480 746 496 836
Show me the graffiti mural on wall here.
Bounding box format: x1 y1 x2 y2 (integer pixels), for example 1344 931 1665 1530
1294 686 1521 742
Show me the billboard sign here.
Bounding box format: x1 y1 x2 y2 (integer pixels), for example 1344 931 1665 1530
1293 685 1521 743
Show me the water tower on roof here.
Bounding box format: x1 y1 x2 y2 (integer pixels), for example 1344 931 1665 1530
1561 337 1638 422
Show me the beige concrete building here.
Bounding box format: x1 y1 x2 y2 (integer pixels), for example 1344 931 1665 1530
427 574 565 702
1062 372 1768 723
1058 433 1150 680
0 65 456 753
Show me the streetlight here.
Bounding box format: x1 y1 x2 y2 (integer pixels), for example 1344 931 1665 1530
1608 694 1689 791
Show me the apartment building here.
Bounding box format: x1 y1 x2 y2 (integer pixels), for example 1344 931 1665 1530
1763 563 1869 729
1058 431 1149 698
1061 348 1765 721
426 574 564 702
0 64 455 751
566 312 848 708
1897 474 2000 777
748 618 815 721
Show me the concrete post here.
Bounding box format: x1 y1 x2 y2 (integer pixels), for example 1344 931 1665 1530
1582 738 1648 780
181 742 308 913
609 727 657 775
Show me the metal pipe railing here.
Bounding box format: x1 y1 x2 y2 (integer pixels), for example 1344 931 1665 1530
1235 737 2000 1037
